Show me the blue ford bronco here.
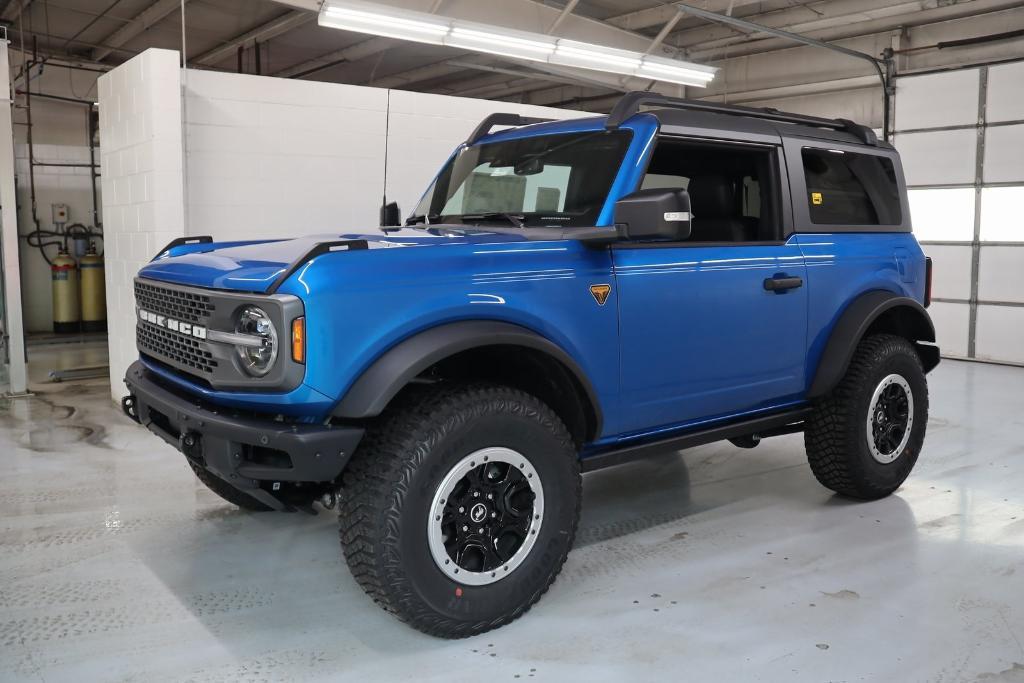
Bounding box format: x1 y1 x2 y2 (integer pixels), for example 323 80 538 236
123 92 938 637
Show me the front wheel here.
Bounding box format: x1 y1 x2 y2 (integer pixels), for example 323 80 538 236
339 383 580 638
804 334 929 500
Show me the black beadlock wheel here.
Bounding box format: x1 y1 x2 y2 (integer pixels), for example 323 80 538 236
338 383 580 638
804 334 929 500
187 460 273 511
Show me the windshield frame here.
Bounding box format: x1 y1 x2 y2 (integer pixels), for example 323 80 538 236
409 126 637 230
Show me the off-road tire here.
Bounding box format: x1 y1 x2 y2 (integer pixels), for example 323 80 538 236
805 334 928 500
339 383 580 638
188 460 273 511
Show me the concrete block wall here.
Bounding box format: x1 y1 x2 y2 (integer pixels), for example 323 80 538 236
97 48 185 399
182 71 389 240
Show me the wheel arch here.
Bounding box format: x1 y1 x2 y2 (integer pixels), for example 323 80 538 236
331 320 603 444
808 291 939 399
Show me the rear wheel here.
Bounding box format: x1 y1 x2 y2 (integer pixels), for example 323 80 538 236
339 383 580 638
805 334 928 499
187 460 273 511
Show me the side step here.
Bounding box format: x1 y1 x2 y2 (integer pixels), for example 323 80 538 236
581 407 811 473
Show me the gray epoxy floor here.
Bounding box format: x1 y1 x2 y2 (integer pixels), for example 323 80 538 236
2 345 1023 682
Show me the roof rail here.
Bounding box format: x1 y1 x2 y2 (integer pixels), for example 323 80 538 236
466 113 554 146
605 92 878 146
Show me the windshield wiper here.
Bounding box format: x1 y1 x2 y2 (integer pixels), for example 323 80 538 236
459 212 525 228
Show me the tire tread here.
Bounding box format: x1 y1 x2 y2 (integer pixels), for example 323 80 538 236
338 383 579 638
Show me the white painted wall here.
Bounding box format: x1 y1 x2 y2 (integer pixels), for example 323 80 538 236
97 48 185 400
183 71 389 239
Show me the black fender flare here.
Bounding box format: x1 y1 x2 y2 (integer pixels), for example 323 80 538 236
331 320 603 433
807 291 938 399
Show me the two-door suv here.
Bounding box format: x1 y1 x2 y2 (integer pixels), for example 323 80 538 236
123 92 938 637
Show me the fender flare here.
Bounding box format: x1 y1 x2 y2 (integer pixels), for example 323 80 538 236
807 291 938 399
331 320 603 433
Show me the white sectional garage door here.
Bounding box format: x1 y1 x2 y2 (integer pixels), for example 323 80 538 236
894 60 1024 365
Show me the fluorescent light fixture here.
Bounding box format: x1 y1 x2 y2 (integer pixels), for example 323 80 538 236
637 55 716 86
321 3 450 44
553 40 641 74
319 0 717 88
446 25 556 63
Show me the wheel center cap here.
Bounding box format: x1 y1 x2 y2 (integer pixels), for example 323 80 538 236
469 502 488 523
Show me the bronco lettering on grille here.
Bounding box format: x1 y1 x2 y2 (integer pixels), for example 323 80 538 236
137 308 208 340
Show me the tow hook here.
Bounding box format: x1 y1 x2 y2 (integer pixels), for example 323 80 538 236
180 431 203 460
121 395 140 423
320 491 339 510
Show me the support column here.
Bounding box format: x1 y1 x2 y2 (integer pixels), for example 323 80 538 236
0 34 29 396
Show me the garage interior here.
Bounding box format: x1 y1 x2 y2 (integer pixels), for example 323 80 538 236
2 0 1023 680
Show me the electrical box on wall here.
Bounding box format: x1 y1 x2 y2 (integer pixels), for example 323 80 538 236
52 203 69 225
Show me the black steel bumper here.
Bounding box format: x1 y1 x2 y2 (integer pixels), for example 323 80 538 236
123 361 363 510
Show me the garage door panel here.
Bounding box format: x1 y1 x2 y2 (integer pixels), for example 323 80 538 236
975 305 1024 364
987 61 1024 123
895 69 980 130
928 301 970 358
908 187 975 241
895 130 977 186
980 186 1024 242
983 125 1024 183
924 244 973 300
978 246 1024 303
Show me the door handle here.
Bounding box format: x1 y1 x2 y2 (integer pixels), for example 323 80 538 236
763 275 803 292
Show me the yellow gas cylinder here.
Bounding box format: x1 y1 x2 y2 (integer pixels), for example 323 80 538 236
79 243 107 333
51 248 81 333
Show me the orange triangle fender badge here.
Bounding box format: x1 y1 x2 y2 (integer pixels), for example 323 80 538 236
590 284 612 306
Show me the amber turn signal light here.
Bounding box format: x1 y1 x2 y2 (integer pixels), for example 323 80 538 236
292 317 305 364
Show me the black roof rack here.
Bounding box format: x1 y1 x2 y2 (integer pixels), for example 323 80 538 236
605 92 878 146
466 113 554 146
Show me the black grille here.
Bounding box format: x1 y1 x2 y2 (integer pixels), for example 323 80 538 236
137 324 218 375
135 281 214 324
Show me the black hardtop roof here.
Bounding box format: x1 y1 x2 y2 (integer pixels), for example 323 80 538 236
467 91 890 150
646 107 892 149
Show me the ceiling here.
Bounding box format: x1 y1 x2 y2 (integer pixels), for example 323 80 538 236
2 0 1022 110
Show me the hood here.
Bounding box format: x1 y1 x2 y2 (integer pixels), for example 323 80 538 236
137 230 529 293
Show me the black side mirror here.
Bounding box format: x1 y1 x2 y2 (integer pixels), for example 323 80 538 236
613 188 691 242
380 201 402 227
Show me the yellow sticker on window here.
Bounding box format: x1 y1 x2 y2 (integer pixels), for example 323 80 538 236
811 192 823 205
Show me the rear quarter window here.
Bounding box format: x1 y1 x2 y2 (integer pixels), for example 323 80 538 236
802 148 902 226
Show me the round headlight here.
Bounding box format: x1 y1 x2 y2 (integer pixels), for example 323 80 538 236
235 306 278 377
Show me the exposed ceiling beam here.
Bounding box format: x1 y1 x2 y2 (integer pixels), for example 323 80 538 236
669 0 971 50
267 0 321 10
546 0 579 34
441 60 602 92
91 0 185 61
191 10 313 66
606 1 770 32
686 0 1023 61
368 58 472 88
1 0 31 23
272 36 393 78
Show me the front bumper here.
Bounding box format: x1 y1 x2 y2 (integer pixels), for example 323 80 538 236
123 360 363 510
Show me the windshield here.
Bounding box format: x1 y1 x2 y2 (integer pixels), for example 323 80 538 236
411 130 632 228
